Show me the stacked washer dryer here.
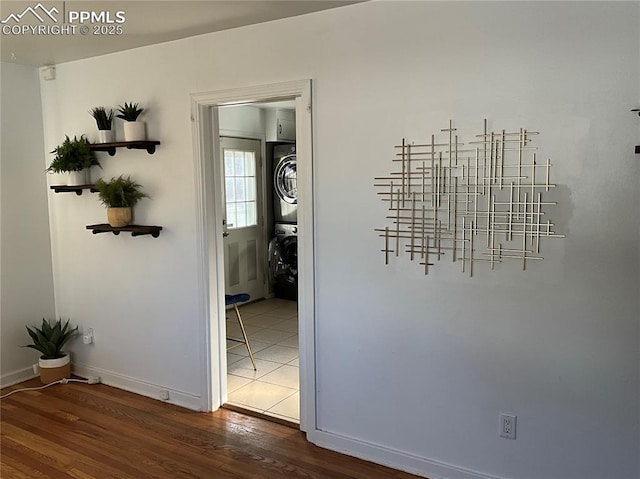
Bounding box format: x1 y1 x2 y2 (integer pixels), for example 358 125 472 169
268 144 298 300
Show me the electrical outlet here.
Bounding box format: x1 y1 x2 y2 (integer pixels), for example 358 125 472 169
159 390 170 401
500 413 517 439
82 328 94 345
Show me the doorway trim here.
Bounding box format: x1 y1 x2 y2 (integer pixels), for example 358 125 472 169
190 80 315 432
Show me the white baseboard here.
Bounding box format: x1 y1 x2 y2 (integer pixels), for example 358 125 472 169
72 363 202 411
1 366 38 388
306 429 503 479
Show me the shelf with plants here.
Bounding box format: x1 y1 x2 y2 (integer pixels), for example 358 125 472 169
89 102 158 155
49 103 164 237
49 185 98 196
86 224 163 238
88 175 162 238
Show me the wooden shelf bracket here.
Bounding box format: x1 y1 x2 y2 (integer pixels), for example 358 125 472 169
88 141 161 156
50 185 98 196
86 224 163 238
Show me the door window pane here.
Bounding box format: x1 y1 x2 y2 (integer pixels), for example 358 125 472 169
224 149 257 229
234 151 245 176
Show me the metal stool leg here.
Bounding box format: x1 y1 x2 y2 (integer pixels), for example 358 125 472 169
234 303 257 370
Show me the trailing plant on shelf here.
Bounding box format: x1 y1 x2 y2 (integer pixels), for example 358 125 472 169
89 106 114 131
95 175 149 207
95 175 149 227
48 135 100 173
47 135 101 185
22 318 78 384
117 101 147 141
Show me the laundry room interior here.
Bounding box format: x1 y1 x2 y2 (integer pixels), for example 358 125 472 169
218 102 300 424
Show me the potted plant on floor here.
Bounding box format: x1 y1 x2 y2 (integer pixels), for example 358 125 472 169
47 135 101 186
117 101 146 141
23 318 78 384
95 174 149 227
89 106 115 143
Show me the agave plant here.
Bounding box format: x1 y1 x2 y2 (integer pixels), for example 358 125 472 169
89 106 114 130
116 101 144 121
23 318 78 360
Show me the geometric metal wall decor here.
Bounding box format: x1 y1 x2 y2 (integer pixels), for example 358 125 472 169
374 120 564 276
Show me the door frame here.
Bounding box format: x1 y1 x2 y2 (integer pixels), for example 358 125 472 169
190 80 315 432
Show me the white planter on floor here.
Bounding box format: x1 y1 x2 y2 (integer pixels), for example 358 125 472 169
123 121 146 141
39 353 71 384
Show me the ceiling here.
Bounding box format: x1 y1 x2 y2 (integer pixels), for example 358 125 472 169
0 1 361 67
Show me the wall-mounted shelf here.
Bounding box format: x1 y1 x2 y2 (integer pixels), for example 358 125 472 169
88 141 161 156
50 185 98 196
86 224 163 238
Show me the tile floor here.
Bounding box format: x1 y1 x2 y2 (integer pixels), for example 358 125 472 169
225 298 299 423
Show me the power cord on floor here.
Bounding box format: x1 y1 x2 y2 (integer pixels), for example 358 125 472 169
0 377 100 399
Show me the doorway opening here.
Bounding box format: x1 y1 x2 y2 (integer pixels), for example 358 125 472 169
190 80 314 433
219 103 300 424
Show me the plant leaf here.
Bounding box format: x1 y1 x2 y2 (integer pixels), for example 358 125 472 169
22 318 77 359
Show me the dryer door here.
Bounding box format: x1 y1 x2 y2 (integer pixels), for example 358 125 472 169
279 236 298 283
274 154 297 205
268 237 286 282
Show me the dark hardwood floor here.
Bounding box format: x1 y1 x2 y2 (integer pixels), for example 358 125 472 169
1 379 422 478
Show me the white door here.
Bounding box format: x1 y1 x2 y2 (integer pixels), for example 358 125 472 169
221 137 266 301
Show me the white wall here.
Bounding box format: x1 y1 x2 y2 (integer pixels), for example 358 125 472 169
1 62 56 386
218 104 265 138
37 2 638 479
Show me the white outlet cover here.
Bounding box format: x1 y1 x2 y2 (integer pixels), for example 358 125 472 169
500 413 517 439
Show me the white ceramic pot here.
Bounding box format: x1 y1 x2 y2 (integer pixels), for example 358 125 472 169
98 129 115 143
123 121 146 142
39 353 71 384
67 170 88 186
49 172 67 185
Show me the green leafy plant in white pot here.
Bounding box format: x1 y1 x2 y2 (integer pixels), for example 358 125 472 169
117 101 146 141
95 175 149 227
47 135 101 186
89 106 115 143
23 318 78 384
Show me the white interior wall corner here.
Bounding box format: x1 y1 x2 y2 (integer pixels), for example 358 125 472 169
1 62 55 386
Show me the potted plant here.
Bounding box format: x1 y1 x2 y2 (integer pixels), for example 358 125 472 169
89 106 115 143
22 318 78 384
95 175 149 227
47 135 101 186
117 101 146 141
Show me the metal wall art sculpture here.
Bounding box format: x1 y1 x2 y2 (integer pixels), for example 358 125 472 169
374 120 564 276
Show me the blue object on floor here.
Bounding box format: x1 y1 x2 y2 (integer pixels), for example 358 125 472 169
225 293 256 370
225 293 250 306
